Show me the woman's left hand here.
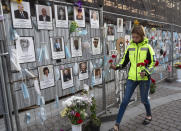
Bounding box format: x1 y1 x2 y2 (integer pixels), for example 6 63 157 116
140 72 146 78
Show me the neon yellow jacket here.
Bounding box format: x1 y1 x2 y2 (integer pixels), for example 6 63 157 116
116 37 156 81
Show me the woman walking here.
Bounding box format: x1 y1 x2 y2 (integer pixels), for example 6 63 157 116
110 25 156 131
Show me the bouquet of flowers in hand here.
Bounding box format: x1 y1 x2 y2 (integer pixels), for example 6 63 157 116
109 54 117 64
60 95 92 125
137 60 159 94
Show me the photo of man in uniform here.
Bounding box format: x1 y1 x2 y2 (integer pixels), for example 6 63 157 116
39 8 50 22
54 38 62 52
14 3 28 19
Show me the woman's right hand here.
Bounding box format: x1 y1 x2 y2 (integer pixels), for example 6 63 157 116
110 64 117 70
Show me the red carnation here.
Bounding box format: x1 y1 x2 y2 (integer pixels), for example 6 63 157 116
155 61 159 67
150 77 156 84
137 63 145 67
112 54 117 59
178 65 181 68
144 60 149 64
109 59 113 63
151 36 154 39
77 119 83 124
75 112 80 117
163 51 167 57
137 63 141 67
140 63 145 66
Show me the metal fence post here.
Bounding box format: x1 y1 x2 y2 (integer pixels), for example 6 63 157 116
0 1 22 130
0 56 12 131
100 4 107 111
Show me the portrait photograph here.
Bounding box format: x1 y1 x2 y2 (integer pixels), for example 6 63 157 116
157 30 162 40
38 65 55 89
74 7 85 27
94 68 102 85
16 37 35 63
90 10 99 29
50 37 65 60
54 5 68 28
60 68 74 89
10 1 32 28
125 21 132 34
36 4 53 30
117 18 123 33
71 37 82 57
107 24 115 41
125 35 131 50
79 62 88 80
92 37 101 55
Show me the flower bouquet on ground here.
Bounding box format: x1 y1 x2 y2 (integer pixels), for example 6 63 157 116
174 62 181 82
60 95 92 131
174 62 181 69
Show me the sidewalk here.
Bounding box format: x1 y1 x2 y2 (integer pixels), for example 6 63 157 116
100 81 181 131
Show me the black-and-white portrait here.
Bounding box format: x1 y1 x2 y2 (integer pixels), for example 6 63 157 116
11 1 32 28
16 37 35 63
117 18 123 33
36 5 53 30
125 21 132 34
54 5 68 28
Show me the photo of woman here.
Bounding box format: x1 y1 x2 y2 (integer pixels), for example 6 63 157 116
54 5 68 28
90 10 99 28
38 65 55 89
79 62 88 80
94 68 102 85
74 7 85 27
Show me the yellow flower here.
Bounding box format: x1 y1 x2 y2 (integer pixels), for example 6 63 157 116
60 108 68 117
134 20 139 25
16 0 22 4
11 0 22 4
